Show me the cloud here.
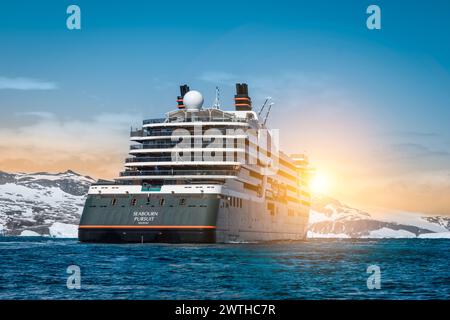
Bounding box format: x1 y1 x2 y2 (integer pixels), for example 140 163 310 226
0 111 142 178
387 143 450 159
0 76 58 90
15 111 56 120
389 131 439 138
198 72 237 84
362 171 450 215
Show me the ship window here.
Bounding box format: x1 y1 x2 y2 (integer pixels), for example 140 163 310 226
179 198 186 206
239 199 242 208
131 198 137 206
160 198 165 206
267 202 275 216
111 198 117 206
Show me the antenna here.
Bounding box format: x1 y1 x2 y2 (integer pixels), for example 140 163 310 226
263 102 274 126
212 86 221 109
258 97 271 117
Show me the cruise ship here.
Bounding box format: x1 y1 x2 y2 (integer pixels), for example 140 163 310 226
78 83 311 243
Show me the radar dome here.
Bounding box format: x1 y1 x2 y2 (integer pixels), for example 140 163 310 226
183 90 204 111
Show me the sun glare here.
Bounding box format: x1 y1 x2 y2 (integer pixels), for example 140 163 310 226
310 171 329 195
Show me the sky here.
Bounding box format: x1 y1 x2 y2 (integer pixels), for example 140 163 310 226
0 0 449 216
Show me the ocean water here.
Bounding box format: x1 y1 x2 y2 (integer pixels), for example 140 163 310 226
0 237 448 300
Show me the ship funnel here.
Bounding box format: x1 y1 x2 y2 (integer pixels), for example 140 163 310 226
234 83 252 111
177 84 190 109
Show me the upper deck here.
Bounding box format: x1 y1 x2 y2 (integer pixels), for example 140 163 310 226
118 84 310 198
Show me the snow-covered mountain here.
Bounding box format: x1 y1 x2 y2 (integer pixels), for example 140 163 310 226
308 195 450 239
0 170 95 237
0 170 449 239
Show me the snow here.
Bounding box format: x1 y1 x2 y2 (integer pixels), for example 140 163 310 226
307 229 450 239
368 209 449 233
324 204 337 215
2 170 449 240
49 222 78 238
0 171 87 237
19 230 41 237
362 228 416 239
418 232 450 239
0 183 84 208
310 199 450 239
308 210 330 224
13 171 95 184
307 231 351 239
23 208 33 217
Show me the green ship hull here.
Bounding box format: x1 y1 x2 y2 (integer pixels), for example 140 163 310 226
78 193 220 243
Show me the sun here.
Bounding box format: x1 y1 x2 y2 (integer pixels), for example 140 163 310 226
309 171 329 195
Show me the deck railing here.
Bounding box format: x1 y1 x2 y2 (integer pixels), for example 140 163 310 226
119 169 237 177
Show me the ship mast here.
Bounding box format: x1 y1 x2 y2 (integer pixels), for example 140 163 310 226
212 86 221 109
263 102 274 126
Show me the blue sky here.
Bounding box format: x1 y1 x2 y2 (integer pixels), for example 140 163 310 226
0 0 449 214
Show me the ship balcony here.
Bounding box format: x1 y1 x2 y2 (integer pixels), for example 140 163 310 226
164 117 249 123
119 169 238 178
130 128 176 138
130 142 246 150
124 155 244 165
142 119 250 128
125 156 173 163
130 143 178 150
142 118 166 125
133 127 250 139
125 154 246 167
130 129 143 137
